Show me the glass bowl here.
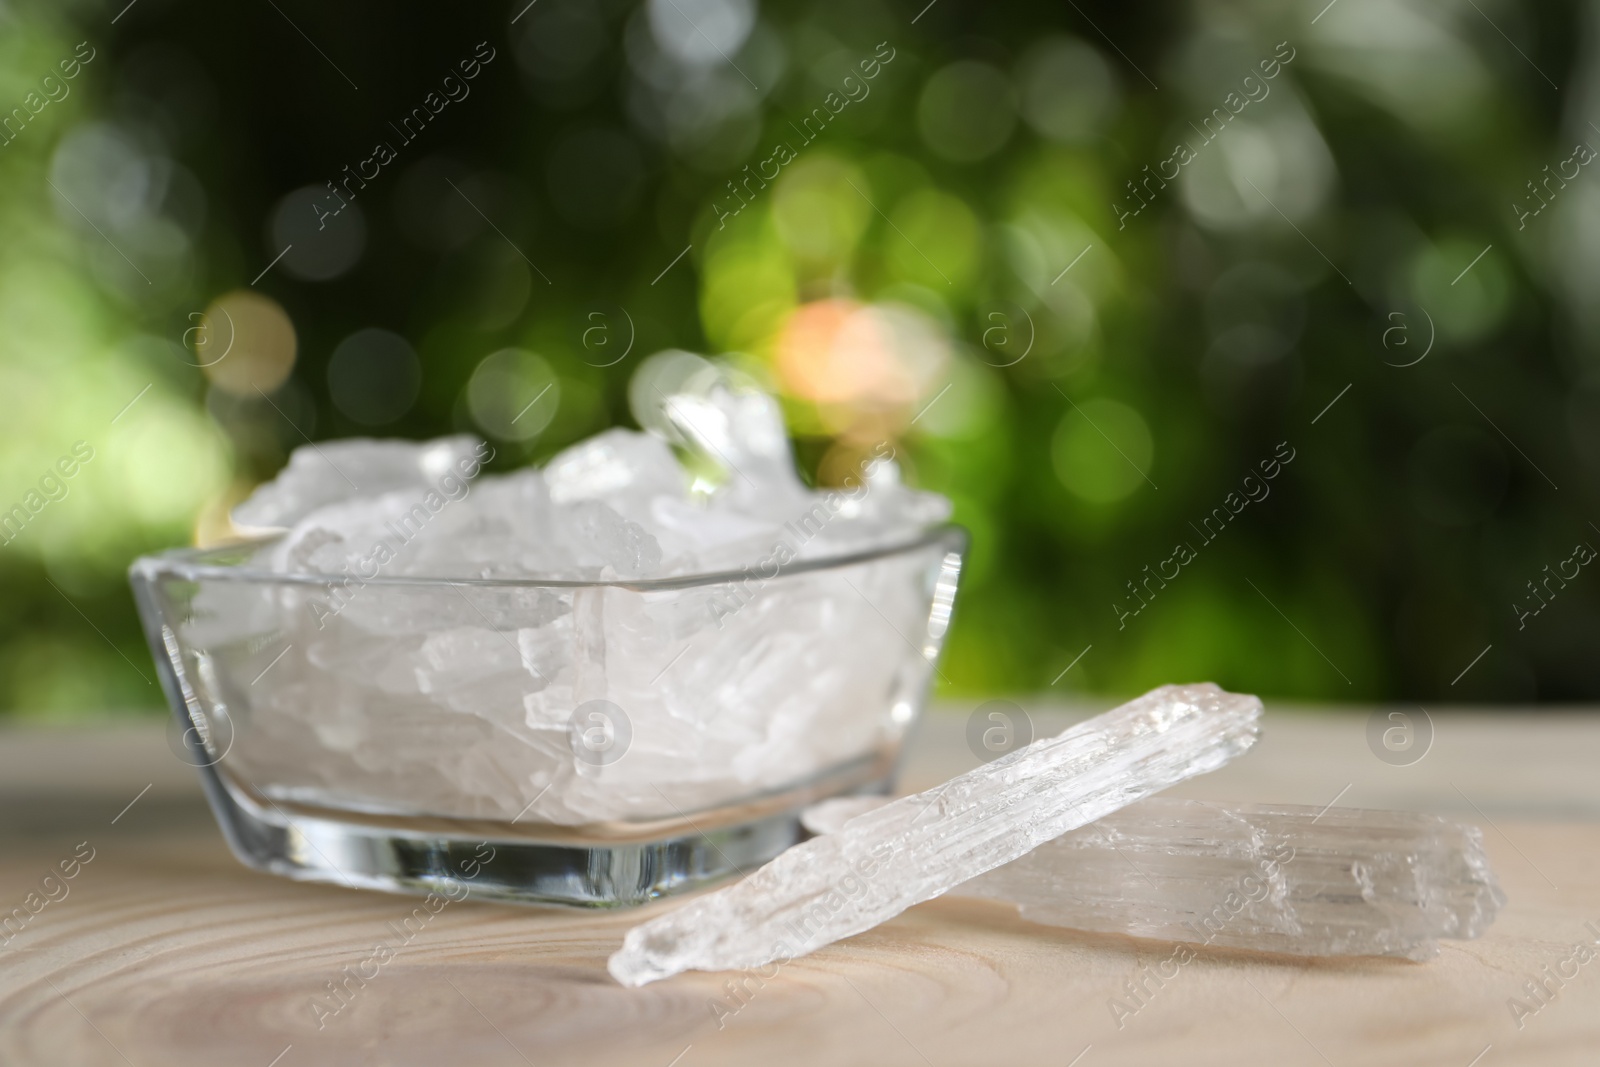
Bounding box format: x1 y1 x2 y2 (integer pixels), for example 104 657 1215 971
129 526 965 907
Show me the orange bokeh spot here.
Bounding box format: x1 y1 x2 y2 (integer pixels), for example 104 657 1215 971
775 299 929 413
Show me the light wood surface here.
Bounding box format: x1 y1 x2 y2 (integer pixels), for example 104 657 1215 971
2 703 1598 1066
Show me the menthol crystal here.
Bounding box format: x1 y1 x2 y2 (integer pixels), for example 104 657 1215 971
808 795 1505 960
192 358 955 827
607 683 1262 986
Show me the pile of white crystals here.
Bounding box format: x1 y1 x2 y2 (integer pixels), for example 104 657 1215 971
202 354 954 824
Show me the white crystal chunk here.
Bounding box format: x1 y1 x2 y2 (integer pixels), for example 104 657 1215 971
233 435 484 529
544 428 687 510
805 795 1505 960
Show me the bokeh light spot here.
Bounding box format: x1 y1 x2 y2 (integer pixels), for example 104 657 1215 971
327 328 422 426
1051 397 1154 504
916 61 1017 163
887 188 981 288
1407 238 1510 346
699 231 796 354
775 299 950 430
646 0 755 67
269 184 366 282
1017 38 1120 142
1180 116 1336 232
629 349 717 438
199 290 296 396
466 348 560 441
772 156 871 265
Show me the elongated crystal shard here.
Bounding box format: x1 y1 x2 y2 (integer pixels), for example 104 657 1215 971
811 796 1506 960
957 798 1505 960
607 683 1262 986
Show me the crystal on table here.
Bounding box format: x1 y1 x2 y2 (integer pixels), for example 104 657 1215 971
806 795 1505 960
607 683 1263 986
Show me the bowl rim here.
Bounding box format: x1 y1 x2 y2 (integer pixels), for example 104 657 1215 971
129 523 968 592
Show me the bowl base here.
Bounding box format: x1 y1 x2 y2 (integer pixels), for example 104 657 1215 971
200 776 893 908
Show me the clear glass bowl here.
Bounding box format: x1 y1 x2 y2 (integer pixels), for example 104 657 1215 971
129 526 965 907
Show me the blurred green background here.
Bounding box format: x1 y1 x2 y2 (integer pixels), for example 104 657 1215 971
1 0 1596 719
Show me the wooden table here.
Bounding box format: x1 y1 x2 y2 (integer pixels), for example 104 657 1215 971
2 703 1598 1066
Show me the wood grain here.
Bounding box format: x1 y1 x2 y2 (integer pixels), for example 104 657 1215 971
1 706 1597 1066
